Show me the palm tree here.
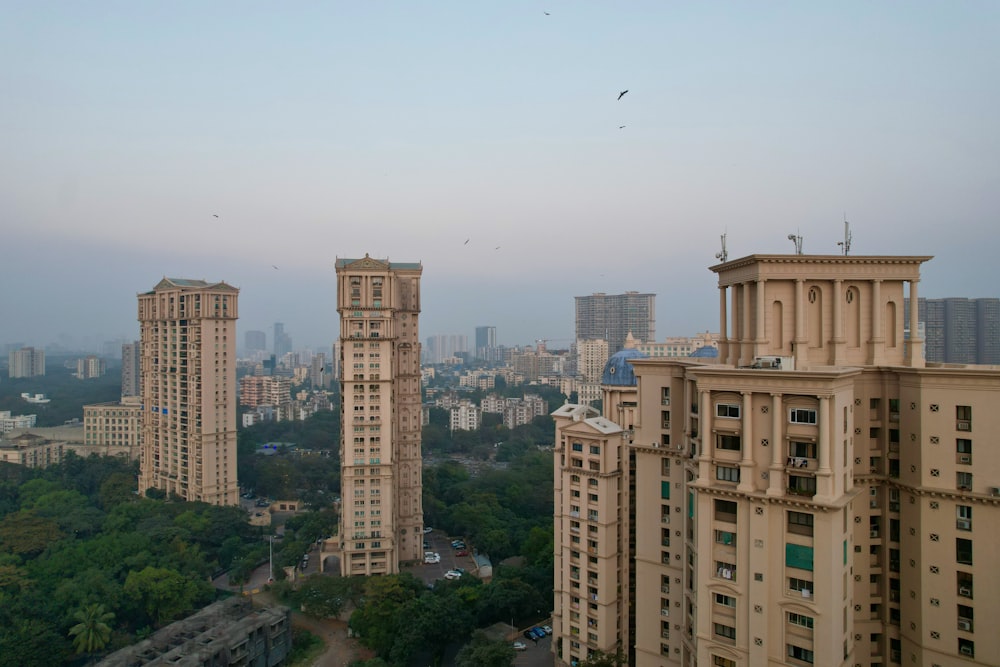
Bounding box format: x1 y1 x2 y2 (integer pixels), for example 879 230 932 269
68 603 115 655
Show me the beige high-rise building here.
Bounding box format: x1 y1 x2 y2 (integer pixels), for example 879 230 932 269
553 254 1000 667
336 255 424 575
137 278 239 505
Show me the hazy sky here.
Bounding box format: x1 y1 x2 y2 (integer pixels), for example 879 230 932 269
3 2 998 351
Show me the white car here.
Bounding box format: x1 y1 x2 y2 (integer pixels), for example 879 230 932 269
512 641 527 651
422 527 433 533
443 570 462 580
542 625 553 635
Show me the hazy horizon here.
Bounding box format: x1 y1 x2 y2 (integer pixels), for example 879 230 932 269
4 2 998 351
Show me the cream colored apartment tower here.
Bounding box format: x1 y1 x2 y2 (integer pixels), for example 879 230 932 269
335 255 424 576
553 254 1000 667
137 278 239 505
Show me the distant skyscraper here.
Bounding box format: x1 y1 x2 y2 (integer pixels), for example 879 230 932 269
273 322 292 359
245 330 267 352
122 341 141 397
336 254 423 575
475 325 497 361
910 297 1000 364
575 291 656 354
424 334 469 364
8 347 45 378
138 278 239 505
76 355 106 379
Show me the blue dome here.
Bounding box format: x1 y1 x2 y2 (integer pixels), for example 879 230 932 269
602 349 647 386
690 346 719 358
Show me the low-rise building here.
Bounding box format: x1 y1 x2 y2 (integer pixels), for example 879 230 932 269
0 410 36 433
97 597 291 667
83 397 142 459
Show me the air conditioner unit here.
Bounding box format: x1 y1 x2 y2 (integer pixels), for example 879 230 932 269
959 586 971 597
870 530 879 538
957 421 971 431
957 619 972 632
870 500 878 509
957 518 971 530
801 589 811 599
958 454 971 464
989 486 1000 497
960 645 973 656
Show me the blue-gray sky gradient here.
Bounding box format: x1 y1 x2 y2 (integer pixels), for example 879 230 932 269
2 2 998 350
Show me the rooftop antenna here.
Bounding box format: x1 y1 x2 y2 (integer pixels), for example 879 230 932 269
715 232 728 263
787 231 803 255
837 214 852 256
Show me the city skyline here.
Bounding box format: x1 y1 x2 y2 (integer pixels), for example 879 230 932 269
3 3 998 349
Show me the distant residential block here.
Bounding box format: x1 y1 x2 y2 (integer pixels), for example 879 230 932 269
8 346 45 378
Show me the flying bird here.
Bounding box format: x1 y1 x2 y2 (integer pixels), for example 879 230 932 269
272 265 279 270
617 89 628 100
619 125 626 129
212 214 219 218
464 238 470 245
495 246 501 250
544 11 550 15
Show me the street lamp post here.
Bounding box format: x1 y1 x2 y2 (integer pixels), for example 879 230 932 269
268 535 274 583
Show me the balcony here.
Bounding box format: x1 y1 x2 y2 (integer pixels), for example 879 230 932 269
785 456 815 470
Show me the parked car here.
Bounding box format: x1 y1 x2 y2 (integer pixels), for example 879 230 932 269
542 625 553 635
422 527 433 534
451 540 465 548
523 630 534 640
455 550 469 557
530 627 545 640
443 570 461 580
512 641 527 651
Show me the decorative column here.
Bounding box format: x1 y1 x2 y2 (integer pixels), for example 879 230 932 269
719 286 729 364
870 279 884 365
816 395 832 501
738 391 754 492
794 279 806 368
767 393 784 496
741 283 752 366
730 284 741 366
755 279 767 358
698 389 712 482
831 279 845 365
908 280 925 368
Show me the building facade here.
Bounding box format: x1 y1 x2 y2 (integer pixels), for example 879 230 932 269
137 278 239 505
122 341 141 397
8 346 45 378
336 255 424 575
84 398 142 459
239 375 292 410
76 355 107 379
0 410 37 433
449 400 481 432
910 297 1000 365
476 325 498 362
553 254 1000 667
576 292 656 355
577 338 610 383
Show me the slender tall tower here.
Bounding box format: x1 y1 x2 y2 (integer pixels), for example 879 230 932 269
336 255 424 575
137 278 239 505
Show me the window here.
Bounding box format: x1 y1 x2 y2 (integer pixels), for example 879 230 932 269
716 561 736 580
785 544 814 571
715 499 737 523
956 405 972 420
789 441 815 458
787 644 814 664
713 623 736 641
715 530 736 546
787 511 814 536
717 434 741 451
717 466 740 483
788 612 814 629
788 475 816 496
789 408 817 424
789 577 812 594
714 593 736 607
661 387 671 405
957 472 973 490
956 439 972 465
717 403 740 418
572 442 583 452
661 481 671 500
589 445 600 455
956 538 973 565
957 505 972 530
